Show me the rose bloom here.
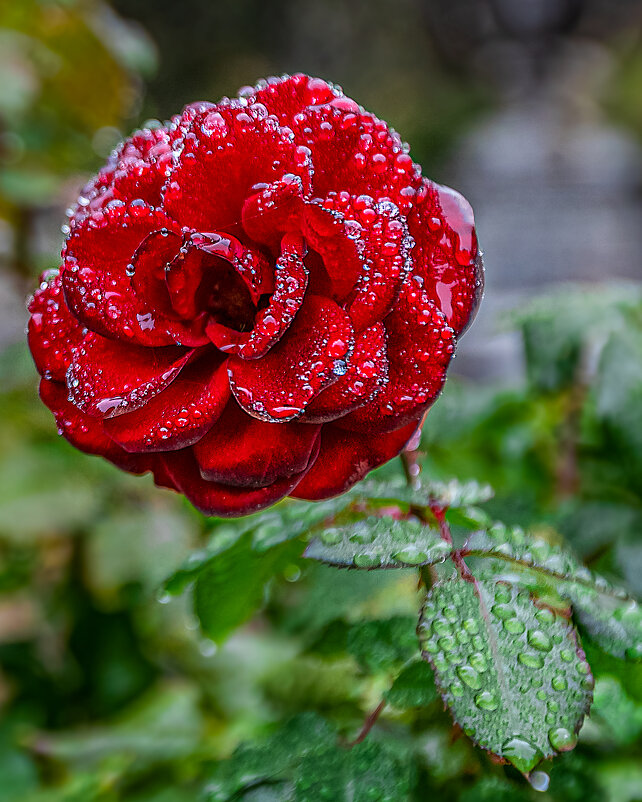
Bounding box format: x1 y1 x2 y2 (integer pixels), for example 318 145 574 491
28 74 482 517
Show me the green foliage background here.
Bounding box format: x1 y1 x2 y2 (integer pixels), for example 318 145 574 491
1 1 641 799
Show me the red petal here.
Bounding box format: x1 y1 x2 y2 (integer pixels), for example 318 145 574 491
28 270 86 381
71 127 174 224
207 233 308 359
303 322 388 423
291 418 421 500
251 74 341 120
194 400 321 486
160 447 315 517
163 103 312 234
227 295 354 422
408 180 483 335
104 353 230 453
67 331 192 418
338 280 454 434
241 174 306 253
62 202 205 347
39 379 153 474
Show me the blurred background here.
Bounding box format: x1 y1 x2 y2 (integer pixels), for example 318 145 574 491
0 1 641 800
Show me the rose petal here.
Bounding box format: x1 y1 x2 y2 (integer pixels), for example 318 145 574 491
291 417 421 500
408 180 483 335
194 400 321 486
71 127 174 224
62 202 205 347
104 353 230 452
160 447 316 517
338 280 454 434
303 322 388 423
28 270 86 381
207 233 308 359
241 173 306 253
39 379 153 474
67 331 192 418
163 103 312 234
227 295 354 422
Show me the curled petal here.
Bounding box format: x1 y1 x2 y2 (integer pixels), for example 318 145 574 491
62 203 205 347
303 322 388 423
28 270 86 381
228 295 354 422
39 379 153 474
104 353 230 453
194 401 320 487
67 332 192 418
291 418 421 501
409 180 483 335
160 446 317 517
242 173 306 252
207 233 308 358
338 280 454 434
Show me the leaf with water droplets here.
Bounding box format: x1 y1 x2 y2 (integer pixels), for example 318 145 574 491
418 576 592 776
463 523 630 598
562 584 642 661
304 516 450 569
345 477 494 511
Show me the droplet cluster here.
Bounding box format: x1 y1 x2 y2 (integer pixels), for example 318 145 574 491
418 578 592 773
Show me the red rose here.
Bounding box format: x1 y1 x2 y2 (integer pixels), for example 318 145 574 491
28 74 482 517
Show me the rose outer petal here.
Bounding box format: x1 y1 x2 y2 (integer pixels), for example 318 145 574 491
194 400 321 487
408 180 483 335
227 295 355 422
159 444 319 517
67 332 192 418
28 270 86 381
39 379 154 474
104 353 230 453
291 417 421 501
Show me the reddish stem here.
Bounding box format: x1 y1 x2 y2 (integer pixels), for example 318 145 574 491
348 699 386 747
431 504 475 584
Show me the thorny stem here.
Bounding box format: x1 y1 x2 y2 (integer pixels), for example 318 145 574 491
431 504 475 584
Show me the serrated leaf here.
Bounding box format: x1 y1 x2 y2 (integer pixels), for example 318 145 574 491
562 584 642 660
347 617 417 673
351 477 494 510
304 516 450 569
463 523 630 598
193 531 304 642
418 576 592 775
386 660 438 708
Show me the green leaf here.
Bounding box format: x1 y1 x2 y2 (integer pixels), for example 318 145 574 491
304 516 450 569
194 530 303 643
463 523 629 597
347 617 418 673
418 576 593 775
351 477 494 510
386 660 438 708
562 585 642 660
202 713 335 801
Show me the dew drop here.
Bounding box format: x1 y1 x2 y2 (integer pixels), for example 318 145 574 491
548 727 577 752
474 690 499 711
518 652 545 669
502 737 542 774
503 619 526 635
528 771 550 793
551 675 568 691
527 629 553 652
456 665 482 690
